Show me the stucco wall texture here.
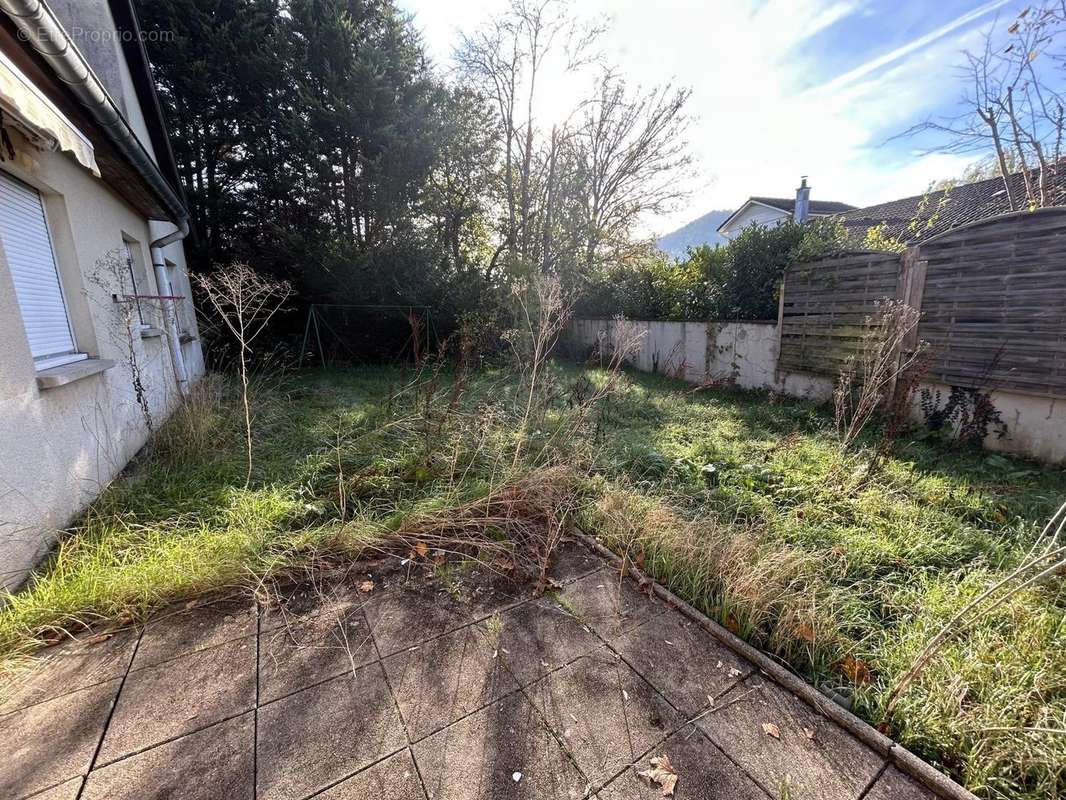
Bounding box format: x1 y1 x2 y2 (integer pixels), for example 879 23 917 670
566 318 1065 465
0 132 204 591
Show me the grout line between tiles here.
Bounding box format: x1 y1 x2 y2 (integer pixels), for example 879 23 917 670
73 624 145 800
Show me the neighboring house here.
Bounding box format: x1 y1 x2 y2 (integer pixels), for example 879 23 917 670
0 0 203 590
717 177 856 238
836 167 1066 245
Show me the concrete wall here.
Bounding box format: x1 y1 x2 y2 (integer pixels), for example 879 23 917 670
566 318 780 390
566 318 1065 464
0 135 203 591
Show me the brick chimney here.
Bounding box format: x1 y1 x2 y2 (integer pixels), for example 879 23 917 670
793 176 810 224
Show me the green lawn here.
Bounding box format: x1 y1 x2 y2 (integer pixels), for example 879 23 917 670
1 363 1062 799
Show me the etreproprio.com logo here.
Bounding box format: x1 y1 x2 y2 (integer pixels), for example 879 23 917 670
16 26 175 44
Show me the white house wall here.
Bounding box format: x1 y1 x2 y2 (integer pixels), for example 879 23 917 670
0 132 204 591
719 204 790 237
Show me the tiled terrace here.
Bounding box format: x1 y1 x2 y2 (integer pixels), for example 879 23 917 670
2 540 942 800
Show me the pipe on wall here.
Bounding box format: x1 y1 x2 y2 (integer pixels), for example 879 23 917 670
150 222 190 397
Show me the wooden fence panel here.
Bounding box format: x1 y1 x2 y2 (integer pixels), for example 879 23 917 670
916 208 1066 398
778 251 901 376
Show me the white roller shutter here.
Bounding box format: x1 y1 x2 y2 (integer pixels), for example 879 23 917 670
0 171 81 368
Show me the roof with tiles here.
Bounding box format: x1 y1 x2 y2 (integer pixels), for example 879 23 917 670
835 167 1066 245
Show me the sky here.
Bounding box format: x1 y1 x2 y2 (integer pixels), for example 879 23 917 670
396 0 1021 236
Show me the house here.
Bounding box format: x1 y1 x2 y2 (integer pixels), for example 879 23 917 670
716 177 856 238
0 0 203 590
836 167 1066 245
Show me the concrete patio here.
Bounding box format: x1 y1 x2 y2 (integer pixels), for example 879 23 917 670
2 539 947 800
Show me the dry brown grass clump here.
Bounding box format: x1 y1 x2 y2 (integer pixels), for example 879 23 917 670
587 487 840 667
354 465 582 587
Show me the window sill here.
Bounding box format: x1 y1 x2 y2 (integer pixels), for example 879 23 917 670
36 358 115 390
140 326 164 339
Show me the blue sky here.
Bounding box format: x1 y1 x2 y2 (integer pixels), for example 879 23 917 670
398 0 1020 234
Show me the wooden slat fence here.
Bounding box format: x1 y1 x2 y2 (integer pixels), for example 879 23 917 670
778 207 1066 398
778 251 901 376
916 208 1066 397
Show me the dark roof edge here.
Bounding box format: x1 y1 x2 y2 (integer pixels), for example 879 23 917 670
917 204 1066 247
107 0 185 206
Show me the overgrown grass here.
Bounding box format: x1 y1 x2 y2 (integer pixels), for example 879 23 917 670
1 362 1063 799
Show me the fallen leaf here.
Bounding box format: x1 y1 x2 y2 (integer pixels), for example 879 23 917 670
84 633 113 646
634 551 646 569
494 555 515 571
638 754 677 796
839 654 872 686
358 580 375 593
796 622 816 642
724 614 740 634
762 722 781 739
803 727 815 740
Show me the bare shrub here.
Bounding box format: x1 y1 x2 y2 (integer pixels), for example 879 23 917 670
833 300 925 452
504 275 575 465
194 264 292 484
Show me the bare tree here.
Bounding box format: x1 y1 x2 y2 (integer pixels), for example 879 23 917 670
903 5 1066 209
195 264 292 484
455 0 603 274
570 71 694 273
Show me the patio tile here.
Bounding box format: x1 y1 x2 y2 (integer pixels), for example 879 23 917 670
81 712 254 800
23 778 82 800
0 627 138 713
256 662 407 800
364 586 475 657
134 595 258 668
0 678 119 799
864 766 938 800
413 692 588 800
596 729 772 800
458 567 529 618
523 649 682 788
383 622 517 741
491 598 601 686
260 573 366 632
548 539 601 584
557 569 664 641
615 612 754 716
98 637 256 764
259 603 376 702
313 749 426 800
695 676 884 800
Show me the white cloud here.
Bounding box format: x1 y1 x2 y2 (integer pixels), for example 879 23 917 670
398 0 1009 235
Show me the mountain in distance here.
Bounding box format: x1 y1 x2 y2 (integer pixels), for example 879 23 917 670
657 208 731 258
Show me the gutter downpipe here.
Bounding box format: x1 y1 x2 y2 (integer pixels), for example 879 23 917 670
0 0 191 396
150 226 190 397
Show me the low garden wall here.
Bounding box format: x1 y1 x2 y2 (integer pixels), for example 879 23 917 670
566 318 780 390
565 317 1066 464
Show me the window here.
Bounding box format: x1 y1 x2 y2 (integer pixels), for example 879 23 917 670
0 171 85 370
